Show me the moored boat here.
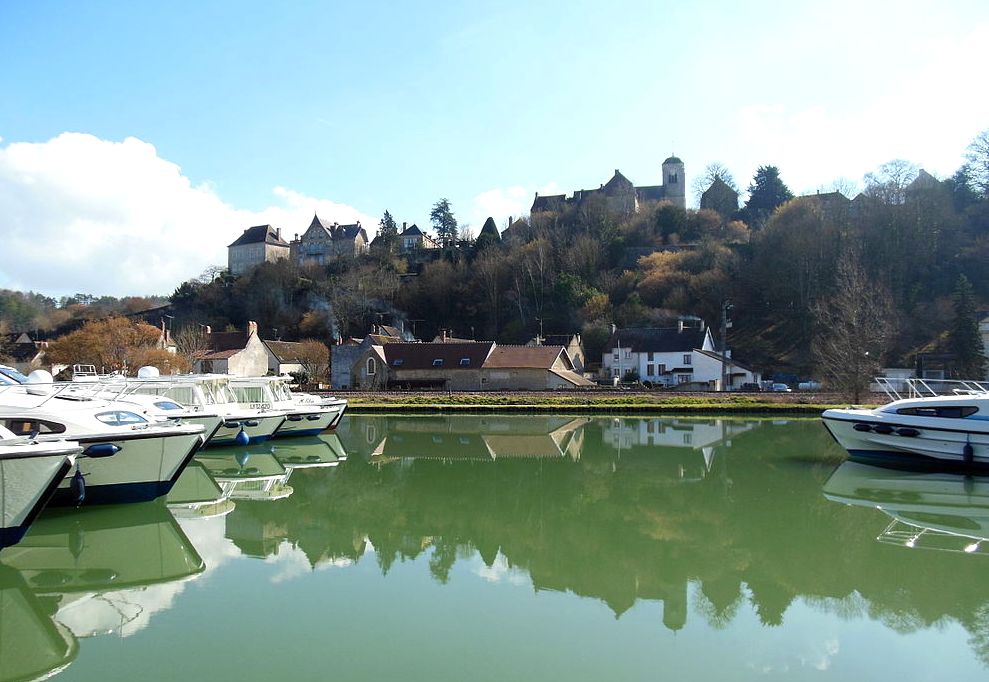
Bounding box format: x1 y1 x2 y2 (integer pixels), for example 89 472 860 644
822 389 989 470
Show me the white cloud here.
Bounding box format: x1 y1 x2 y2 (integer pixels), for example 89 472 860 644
731 23 989 195
0 132 376 296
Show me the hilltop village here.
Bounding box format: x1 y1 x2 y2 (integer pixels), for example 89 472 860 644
5 137 989 396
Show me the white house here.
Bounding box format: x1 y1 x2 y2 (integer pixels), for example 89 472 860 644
195 321 270 376
601 322 759 390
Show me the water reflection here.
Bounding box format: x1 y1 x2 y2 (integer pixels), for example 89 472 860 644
824 461 989 554
6 416 989 679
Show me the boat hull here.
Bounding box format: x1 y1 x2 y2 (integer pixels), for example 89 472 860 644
206 413 285 447
48 430 203 506
822 408 989 471
1 448 76 549
273 408 337 438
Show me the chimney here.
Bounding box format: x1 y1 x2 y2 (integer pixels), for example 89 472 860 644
678 319 684 333
403 222 407 229
248 321 258 336
442 329 448 342
611 323 617 335
275 227 281 239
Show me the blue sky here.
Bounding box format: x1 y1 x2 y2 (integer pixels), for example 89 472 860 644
1 0 988 295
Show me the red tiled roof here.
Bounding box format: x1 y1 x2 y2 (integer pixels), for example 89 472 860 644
383 342 494 370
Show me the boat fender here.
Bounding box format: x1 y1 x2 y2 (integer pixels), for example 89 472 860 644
235 450 250 468
71 467 86 506
964 441 975 465
896 428 920 437
872 424 894 435
853 423 872 433
83 443 121 458
235 428 251 446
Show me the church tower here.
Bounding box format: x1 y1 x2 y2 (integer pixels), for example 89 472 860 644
662 156 686 208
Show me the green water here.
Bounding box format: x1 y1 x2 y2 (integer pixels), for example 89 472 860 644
3 415 988 681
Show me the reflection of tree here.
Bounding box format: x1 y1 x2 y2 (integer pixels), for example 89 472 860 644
228 416 989 658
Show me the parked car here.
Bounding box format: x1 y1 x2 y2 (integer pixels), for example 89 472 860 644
797 380 822 390
738 382 762 392
771 383 792 392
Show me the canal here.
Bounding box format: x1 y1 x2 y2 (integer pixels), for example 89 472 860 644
2 415 987 680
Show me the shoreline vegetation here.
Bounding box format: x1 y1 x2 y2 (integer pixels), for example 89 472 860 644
328 390 878 415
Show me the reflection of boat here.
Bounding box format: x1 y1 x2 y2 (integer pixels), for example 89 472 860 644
269 434 346 470
2 502 204 639
0 563 78 682
822 394 989 469
0 429 78 550
165 461 235 519
823 461 989 554
195 451 293 501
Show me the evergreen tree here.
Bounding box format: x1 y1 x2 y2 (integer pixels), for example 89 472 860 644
949 274 985 378
741 165 793 228
430 198 459 248
476 216 502 249
377 210 399 251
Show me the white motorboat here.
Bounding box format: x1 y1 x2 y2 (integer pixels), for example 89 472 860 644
0 426 80 549
822 386 989 470
113 372 286 447
0 378 205 506
227 376 345 438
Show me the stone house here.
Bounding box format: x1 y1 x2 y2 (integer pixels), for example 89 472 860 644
397 223 439 253
228 225 291 275
195 321 270 376
330 330 403 389
526 334 586 375
481 345 593 390
263 340 307 376
699 178 739 219
291 214 369 265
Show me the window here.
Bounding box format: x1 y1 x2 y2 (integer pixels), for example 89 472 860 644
683 432 692 445
896 405 978 418
613 369 620 377
625 350 632 359
95 410 148 426
392 358 404 366
683 354 692 365
460 357 471 366
648 352 654 361
367 358 376 375
669 173 678 184
432 358 443 367
646 364 654 376
613 352 619 361
677 374 690 384
4 418 66 435
658 363 666 374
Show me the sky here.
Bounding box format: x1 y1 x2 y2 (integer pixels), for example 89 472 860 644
1 0 988 296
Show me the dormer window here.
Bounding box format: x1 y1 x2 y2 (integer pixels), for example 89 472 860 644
460 358 470 366
392 358 404 367
433 359 443 367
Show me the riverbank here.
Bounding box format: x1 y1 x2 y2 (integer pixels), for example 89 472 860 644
325 390 878 415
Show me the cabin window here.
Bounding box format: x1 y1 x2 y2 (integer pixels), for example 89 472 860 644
433 359 443 367
95 410 148 426
367 358 376 375
4 418 66 435
896 405 978 418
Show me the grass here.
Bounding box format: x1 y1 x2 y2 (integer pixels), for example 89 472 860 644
342 393 873 414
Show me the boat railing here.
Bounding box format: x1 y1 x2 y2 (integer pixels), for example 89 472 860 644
875 377 989 401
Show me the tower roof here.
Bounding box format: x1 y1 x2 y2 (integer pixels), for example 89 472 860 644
663 156 683 165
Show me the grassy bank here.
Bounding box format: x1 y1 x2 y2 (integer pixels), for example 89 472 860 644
332 391 874 415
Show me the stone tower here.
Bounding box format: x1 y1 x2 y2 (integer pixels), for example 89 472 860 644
662 156 686 208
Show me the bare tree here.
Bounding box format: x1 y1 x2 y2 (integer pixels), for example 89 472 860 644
295 339 330 386
863 159 919 205
173 326 211 366
692 162 739 205
812 249 895 402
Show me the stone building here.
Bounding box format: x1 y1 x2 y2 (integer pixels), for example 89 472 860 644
397 223 439 253
290 214 369 265
195 321 271 376
699 178 739 218
531 157 686 216
228 225 291 275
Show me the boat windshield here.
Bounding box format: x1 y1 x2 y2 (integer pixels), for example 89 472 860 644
0 366 29 384
229 384 276 406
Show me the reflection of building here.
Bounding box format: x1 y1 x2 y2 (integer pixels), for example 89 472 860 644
601 417 756 450
365 415 590 463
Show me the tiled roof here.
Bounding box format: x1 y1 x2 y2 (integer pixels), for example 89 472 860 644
480 217 500 236
399 224 426 236
549 369 595 386
636 185 667 202
605 327 708 354
207 331 249 352
202 348 241 360
264 340 311 363
228 225 289 248
382 342 494 370
694 349 756 373
483 345 568 370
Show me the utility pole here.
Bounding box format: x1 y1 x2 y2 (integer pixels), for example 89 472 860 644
720 301 732 391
